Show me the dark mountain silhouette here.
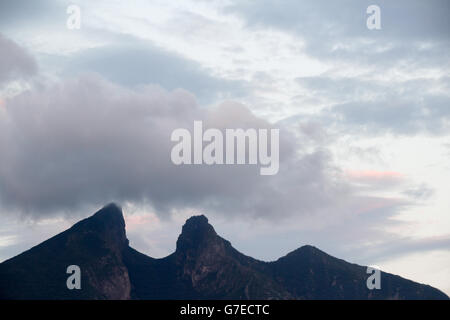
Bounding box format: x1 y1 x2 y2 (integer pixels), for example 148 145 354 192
0 203 448 300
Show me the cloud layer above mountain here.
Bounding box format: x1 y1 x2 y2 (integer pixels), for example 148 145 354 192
0 72 354 221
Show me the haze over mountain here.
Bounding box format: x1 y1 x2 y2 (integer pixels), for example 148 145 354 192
0 204 447 300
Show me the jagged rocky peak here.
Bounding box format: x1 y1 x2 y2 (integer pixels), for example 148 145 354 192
175 215 222 253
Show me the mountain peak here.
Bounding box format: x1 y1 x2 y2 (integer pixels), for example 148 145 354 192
184 214 209 227
0 203 131 299
175 215 218 253
92 202 123 219
80 202 126 230
278 245 329 263
68 202 128 250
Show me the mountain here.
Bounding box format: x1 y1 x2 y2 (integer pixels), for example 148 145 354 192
0 204 130 299
0 203 448 300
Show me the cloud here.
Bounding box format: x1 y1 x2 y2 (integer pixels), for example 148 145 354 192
62 39 248 103
3 74 432 269
226 0 450 67
0 0 64 29
355 235 450 262
294 75 450 135
330 95 450 135
225 0 450 136
227 0 450 39
0 33 37 85
346 170 405 189
403 184 434 200
0 73 353 221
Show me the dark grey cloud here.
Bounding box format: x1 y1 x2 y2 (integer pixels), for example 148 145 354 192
0 74 352 220
0 33 37 85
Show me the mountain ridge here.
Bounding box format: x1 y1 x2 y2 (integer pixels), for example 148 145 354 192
0 203 448 300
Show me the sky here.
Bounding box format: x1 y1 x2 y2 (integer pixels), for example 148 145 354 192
0 0 449 295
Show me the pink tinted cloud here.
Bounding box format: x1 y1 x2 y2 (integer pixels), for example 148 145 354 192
347 170 404 179
124 213 159 231
346 170 405 187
